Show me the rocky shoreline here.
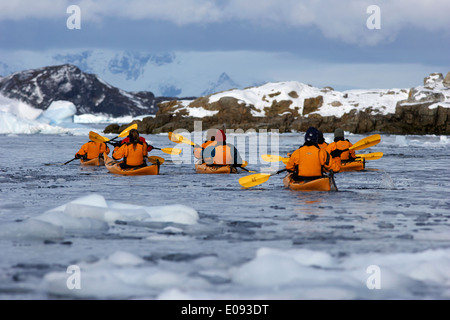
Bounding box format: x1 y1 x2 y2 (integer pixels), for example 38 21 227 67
105 72 450 135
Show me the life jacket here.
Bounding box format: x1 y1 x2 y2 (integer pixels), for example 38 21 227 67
113 142 148 166
193 141 216 160
287 145 324 177
213 144 234 165
203 143 242 166
76 141 109 160
326 140 355 161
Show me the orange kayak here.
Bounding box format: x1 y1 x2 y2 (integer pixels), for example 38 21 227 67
80 157 105 166
283 173 336 192
340 159 365 172
195 162 238 174
104 153 159 176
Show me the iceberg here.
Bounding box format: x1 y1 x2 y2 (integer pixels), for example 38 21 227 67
36 100 76 125
0 94 87 134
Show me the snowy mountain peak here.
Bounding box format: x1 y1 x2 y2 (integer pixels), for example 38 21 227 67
202 72 241 96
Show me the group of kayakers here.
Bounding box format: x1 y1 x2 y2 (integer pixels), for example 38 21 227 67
75 128 154 169
75 126 358 182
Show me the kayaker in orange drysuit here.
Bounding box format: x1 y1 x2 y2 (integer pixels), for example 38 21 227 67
193 128 217 162
286 127 340 180
326 128 356 166
318 130 328 150
75 140 110 161
203 129 243 167
112 129 148 169
111 133 154 153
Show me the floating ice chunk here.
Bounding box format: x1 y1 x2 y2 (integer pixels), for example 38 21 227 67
144 271 185 289
67 193 108 208
0 219 64 240
48 194 108 213
107 251 146 267
44 251 201 299
256 247 335 268
34 211 108 234
144 204 199 225
230 248 340 289
38 194 199 237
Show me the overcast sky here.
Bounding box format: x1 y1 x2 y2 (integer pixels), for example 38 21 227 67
0 0 449 90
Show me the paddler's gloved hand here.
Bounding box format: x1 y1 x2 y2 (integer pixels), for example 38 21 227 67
75 154 82 159
330 149 344 158
111 141 121 148
147 145 153 152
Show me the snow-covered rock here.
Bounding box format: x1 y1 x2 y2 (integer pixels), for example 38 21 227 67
148 72 450 134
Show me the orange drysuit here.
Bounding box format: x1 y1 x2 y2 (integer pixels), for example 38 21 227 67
286 145 340 177
112 142 148 167
76 141 110 160
326 140 356 165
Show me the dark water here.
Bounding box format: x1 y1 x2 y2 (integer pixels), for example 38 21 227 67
0 132 449 300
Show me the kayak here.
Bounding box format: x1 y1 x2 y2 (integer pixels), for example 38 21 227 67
340 159 365 172
283 173 335 192
195 161 238 174
104 153 160 176
80 157 105 166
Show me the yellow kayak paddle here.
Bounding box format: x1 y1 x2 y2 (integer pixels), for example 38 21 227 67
89 131 181 155
261 134 383 163
239 169 287 188
168 132 198 147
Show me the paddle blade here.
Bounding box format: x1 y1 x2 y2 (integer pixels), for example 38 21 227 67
261 154 283 162
239 173 271 188
89 131 109 143
148 156 165 164
168 132 196 146
350 134 381 151
356 152 383 161
160 148 182 155
118 123 138 138
168 132 183 144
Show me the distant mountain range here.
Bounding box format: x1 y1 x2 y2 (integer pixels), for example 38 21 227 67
1 61 449 135
0 64 184 117
0 50 252 97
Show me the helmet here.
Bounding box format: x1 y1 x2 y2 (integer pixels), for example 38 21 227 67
305 127 319 144
334 128 344 139
318 130 325 144
215 129 226 142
